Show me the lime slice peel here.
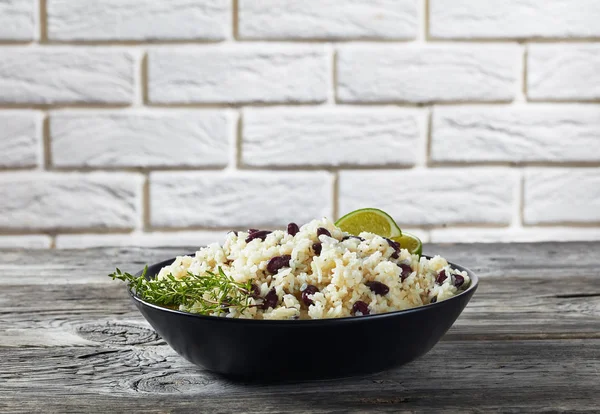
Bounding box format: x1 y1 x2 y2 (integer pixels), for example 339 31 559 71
335 208 402 239
335 208 422 256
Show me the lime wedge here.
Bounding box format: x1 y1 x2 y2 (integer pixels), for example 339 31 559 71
392 233 422 257
335 208 402 239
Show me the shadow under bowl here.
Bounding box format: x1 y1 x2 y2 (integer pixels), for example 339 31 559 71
130 255 478 381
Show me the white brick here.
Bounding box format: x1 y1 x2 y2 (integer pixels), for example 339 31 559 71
150 172 333 228
0 48 134 105
337 45 520 103
430 0 600 39
239 0 417 40
242 108 422 167
0 235 52 249
528 45 600 101
56 231 227 249
431 105 600 163
524 169 600 224
339 169 517 226
431 227 600 243
47 0 230 41
0 173 143 230
50 111 231 168
0 111 41 168
0 0 36 41
148 46 328 104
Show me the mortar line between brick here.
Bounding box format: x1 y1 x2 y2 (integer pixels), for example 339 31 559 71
421 0 429 42
233 111 242 170
42 114 51 169
142 174 150 231
513 44 527 103
3 100 600 111
232 0 239 40
0 229 135 236
328 44 336 105
420 107 432 168
136 52 148 107
332 172 339 220
39 0 48 42
522 46 529 101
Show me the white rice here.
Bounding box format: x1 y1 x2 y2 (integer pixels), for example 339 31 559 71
157 218 470 320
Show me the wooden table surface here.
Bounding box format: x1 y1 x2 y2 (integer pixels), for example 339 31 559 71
1 242 599 413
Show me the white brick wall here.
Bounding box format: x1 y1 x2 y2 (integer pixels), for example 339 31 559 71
0 172 143 231
238 0 418 40
0 112 42 168
0 1 598 249
147 46 328 104
431 105 600 163
242 108 423 167
337 45 521 103
339 169 518 226
0 49 135 105
50 110 232 168
430 0 600 39
0 0 37 41
524 169 600 224
150 171 333 228
527 45 600 101
47 0 230 42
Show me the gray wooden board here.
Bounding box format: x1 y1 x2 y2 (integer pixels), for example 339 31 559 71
1 340 598 412
1 243 599 412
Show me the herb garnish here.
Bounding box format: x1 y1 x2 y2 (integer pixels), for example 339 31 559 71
109 266 259 315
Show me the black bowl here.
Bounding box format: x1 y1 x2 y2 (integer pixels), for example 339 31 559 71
130 255 478 380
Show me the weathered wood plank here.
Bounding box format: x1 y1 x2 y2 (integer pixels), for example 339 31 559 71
0 246 187 284
1 274 598 347
1 243 599 412
1 340 598 412
1 242 599 285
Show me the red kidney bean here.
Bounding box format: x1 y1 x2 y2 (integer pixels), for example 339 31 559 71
365 281 389 296
385 238 400 250
385 238 400 259
317 227 331 238
453 274 465 288
312 242 322 256
301 285 319 306
287 222 300 236
250 283 261 299
261 288 279 310
352 301 370 316
266 255 291 275
248 229 259 233
398 263 412 281
342 235 365 241
245 230 271 243
436 270 448 285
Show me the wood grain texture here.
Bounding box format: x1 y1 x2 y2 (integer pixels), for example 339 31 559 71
1 243 599 412
1 341 598 412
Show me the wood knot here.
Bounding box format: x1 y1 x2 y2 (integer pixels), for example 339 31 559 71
131 372 214 394
75 321 160 345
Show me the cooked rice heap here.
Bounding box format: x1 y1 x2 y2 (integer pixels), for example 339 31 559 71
157 218 470 320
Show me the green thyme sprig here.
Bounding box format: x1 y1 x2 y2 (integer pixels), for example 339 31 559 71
109 266 259 315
